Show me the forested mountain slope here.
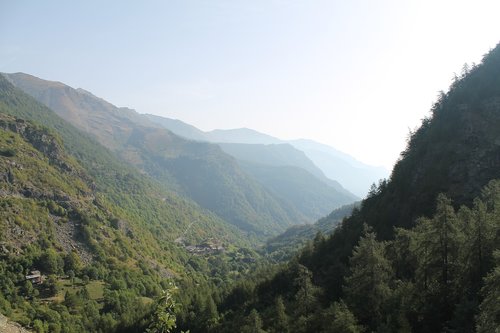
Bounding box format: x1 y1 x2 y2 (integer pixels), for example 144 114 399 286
145 114 359 219
238 161 356 222
0 75 244 248
0 75 268 332
145 114 387 197
212 43 500 333
217 143 357 220
3 73 307 237
217 142 351 192
264 203 358 261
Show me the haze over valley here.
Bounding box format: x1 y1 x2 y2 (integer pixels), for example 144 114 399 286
1 1 500 333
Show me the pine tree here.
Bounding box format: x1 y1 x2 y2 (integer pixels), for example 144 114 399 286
409 194 464 330
323 300 364 333
292 264 320 332
271 296 289 333
343 227 392 330
241 309 267 333
476 250 500 333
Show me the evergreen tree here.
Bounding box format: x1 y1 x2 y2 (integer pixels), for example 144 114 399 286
270 296 289 333
476 250 500 333
343 227 392 330
409 194 463 330
39 249 63 275
292 264 320 332
202 295 219 330
241 309 267 333
323 300 364 333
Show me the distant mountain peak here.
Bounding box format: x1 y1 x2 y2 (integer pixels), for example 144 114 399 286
146 115 390 196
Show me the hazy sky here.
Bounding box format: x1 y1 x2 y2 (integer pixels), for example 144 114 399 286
1 1 499 169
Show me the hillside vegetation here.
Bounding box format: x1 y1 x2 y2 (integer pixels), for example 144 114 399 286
145 113 388 197
209 43 500 333
0 77 265 332
3 73 312 237
1 40 500 333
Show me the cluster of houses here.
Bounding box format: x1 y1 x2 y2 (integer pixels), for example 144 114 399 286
185 240 225 255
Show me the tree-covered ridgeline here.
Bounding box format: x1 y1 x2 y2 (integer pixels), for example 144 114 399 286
207 43 500 333
0 81 263 332
211 180 500 333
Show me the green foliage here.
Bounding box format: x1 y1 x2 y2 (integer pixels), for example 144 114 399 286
240 309 267 333
215 180 500 332
212 43 500 333
343 227 392 330
39 249 64 275
270 296 288 333
323 301 364 333
0 74 267 332
146 284 182 333
264 203 357 261
0 147 16 157
476 251 500 333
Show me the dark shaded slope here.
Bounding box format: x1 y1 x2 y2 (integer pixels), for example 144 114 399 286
121 125 307 236
144 114 386 197
240 161 356 221
292 42 500 298
264 203 358 261
214 43 500 333
218 142 355 195
303 43 500 299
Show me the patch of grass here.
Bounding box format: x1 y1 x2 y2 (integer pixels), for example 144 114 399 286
43 278 106 303
139 296 154 305
86 280 105 300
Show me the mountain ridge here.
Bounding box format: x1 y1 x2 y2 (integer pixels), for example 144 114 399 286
213 41 500 333
2 72 321 237
144 113 389 197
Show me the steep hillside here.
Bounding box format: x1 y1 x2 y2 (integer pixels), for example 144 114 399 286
0 75 243 249
206 127 282 144
0 77 267 332
144 114 208 141
144 114 386 197
3 73 306 237
289 139 389 197
240 161 356 221
264 203 358 261
316 43 500 288
218 142 358 218
218 142 337 187
213 43 500 333
143 115 360 211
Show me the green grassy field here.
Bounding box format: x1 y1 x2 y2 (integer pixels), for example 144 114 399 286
41 278 105 304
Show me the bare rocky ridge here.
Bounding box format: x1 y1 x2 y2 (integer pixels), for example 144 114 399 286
53 217 93 265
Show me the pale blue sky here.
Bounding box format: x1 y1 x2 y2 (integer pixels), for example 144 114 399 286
1 1 499 168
